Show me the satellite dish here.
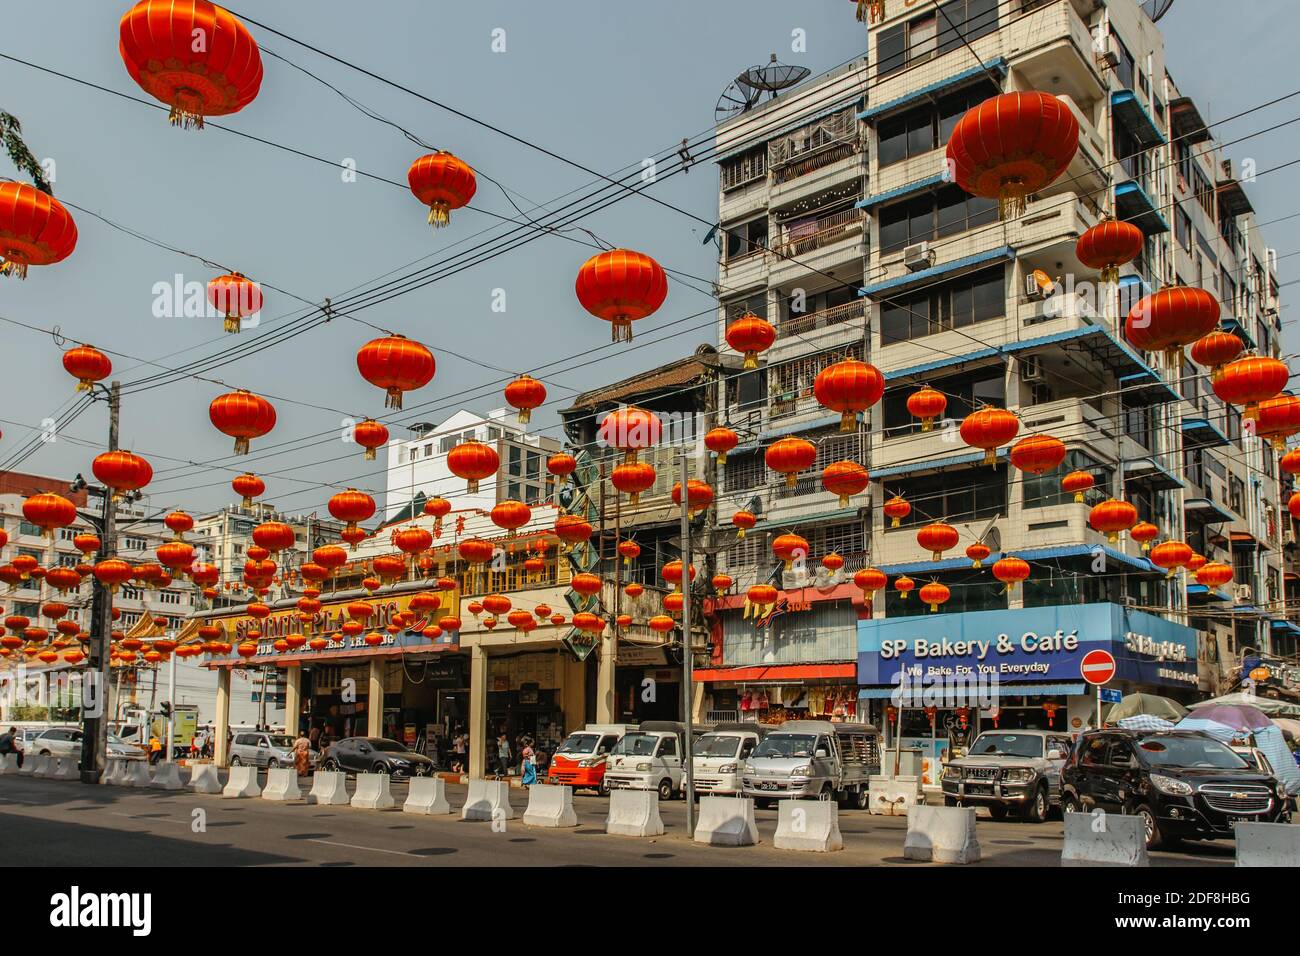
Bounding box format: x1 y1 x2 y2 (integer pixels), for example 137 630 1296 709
737 54 811 95
1142 0 1176 21
715 79 762 122
985 527 1002 553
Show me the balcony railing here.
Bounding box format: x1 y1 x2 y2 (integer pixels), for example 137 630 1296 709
778 298 865 338
771 207 863 257
771 141 860 185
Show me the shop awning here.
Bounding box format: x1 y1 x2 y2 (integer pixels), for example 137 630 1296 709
1124 456 1185 491
1231 531 1262 549
694 663 857 683
856 174 945 212
872 449 1003 481
1115 180 1170 235
1217 177 1254 220
1169 97 1211 144
858 682 1085 699
1181 417 1229 449
1269 619 1300 637
1111 91 1166 149
1184 496 1234 523
860 246 1015 300
879 544 1157 577
748 506 861 533
1118 370 1180 406
858 60 1006 121
1186 583 1231 602
1222 316 1256 349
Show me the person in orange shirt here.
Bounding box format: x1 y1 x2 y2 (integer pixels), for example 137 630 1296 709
148 735 163 765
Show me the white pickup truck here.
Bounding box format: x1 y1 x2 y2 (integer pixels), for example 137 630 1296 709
689 723 766 797
604 720 712 800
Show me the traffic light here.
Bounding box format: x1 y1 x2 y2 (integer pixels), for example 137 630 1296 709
159 701 172 718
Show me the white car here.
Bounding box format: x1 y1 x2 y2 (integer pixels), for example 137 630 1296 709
33 728 145 763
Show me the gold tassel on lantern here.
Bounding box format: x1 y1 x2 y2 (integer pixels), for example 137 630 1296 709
427 202 450 228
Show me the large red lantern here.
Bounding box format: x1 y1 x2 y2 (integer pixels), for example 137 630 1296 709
1075 218 1144 284
960 407 1019 466
1195 562 1233 589
725 313 776 369
704 427 738 463
164 510 194 539
732 509 756 538
253 521 295 554
661 560 696 592
1129 522 1159 552
22 493 77 538
92 450 153 497
447 440 500 494
992 556 1031 591
966 542 991 568
772 533 809 571
1255 395 1300 450
356 335 435 410
945 91 1079 219
919 582 951 613
1214 356 1290 421
209 389 276 455
747 584 779 616
814 359 884 432
119 0 263 129
1088 498 1138 543
1124 286 1220 365
766 437 817 489
156 541 195 572
504 375 546 424
232 472 264 507
207 272 263 333
822 460 869 507
407 151 477 228
598 407 662 463
354 419 389 461
1149 540 1193 578
575 249 668 342
62 345 111 392
1189 331 1243 381
546 454 577 479
671 480 714 516
490 500 532 536
459 539 494 567
854 568 887 601
328 489 376 543
1009 434 1066 475
423 496 452 533
907 386 946 431
1061 470 1095 503
0 182 78 279
916 522 959 560
554 515 594 550
93 559 135 592
883 495 911 527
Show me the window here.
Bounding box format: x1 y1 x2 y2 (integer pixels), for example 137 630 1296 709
884 467 1005 529
18 520 42 537
877 81 998 167
883 366 1004 437
723 451 763 494
1024 452 1111 510
720 147 766 191
1174 204 1191 250
508 445 522 477
409 448 418 463
878 0 998 77
423 444 433 457
724 217 768 261
878 184 997 254
1110 28 1136 91
124 536 147 551
880 266 1004 345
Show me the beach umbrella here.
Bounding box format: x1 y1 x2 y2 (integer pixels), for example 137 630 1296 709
1103 693 1187 724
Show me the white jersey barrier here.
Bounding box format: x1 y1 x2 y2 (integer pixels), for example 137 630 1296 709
521 783 578 828
150 762 183 791
125 760 153 788
403 776 452 815
102 759 127 786
351 772 396 810
461 779 514 821
605 788 664 837
262 768 304 802
189 763 222 794
903 805 981 864
1061 811 1148 866
1235 822 1300 867
773 798 844 852
693 795 759 846
222 765 261 798
307 771 350 805
29 754 51 777
50 757 80 781
0 753 18 775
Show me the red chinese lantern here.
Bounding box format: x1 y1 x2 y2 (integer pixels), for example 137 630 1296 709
45 567 81 592
576 249 668 342
119 0 263 129
598 407 662 463
232 472 264 507
945 91 1079 219
821 460 868 507
1130 521 1159 552
546 454 577 479
966 542 991 568
191 563 219 588
671 479 714 516
407 151 477 227
62 345 111 392
725 312 776 369
308 636 328 651
747 584 779 616
314 545 347 575
815 359 884 432
206 272 263 333
663 593 684 615
354 419 389 461
766 437 817 489
508 610 536 632
1195 562 1233 589
236 641 258 660
1185 553 1207 574
648 615 675 634
1010 434 1066 475
0 182 78 279
1088 498 1138 543
615 614 633 630
373 555 407 582
1061 470 1095 503
504 375 547 424
22 493 77 538
439 617 462 635
661 560 696 592
328 489 375 543
907 386 946 431
92 450 153 497
395 526 433 557
916 522 959 560
704 426 738 463
1282 448 1300 489
822 553 844 573
572 612 605 636
209 390 276 455
93 559 134 592
353 339 438 418
919 582 950 613
73 533 100 555
711 573 733 596
1149 540 1192 578
458 539 494 566
482 594 513 617
1190 331 1243 381
854 568 887 601
1214 355 1290 420
447 440 500 493
732 509 756 538
883 495 911 528
570 573 602 598
960 407 1019 466
156 541 195 572
1255 394 1300 450
894 575 915 599
1075 218 1145 284
611 461 656 506
163 510 193 540
423 496 452 534
617 539 641 565
490 500 531 536
992 556 1031 591
11 554 38 579
252 521 295 554
1125 286 1220 366
772 533 809 571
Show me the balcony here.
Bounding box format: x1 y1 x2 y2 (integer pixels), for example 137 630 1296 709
768 208 866 287
718 247 767 293
776 298 865 340
771 207 864 258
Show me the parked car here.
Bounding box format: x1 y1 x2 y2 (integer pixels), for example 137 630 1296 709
604 721 706 800
321 736 435 777
1060 729 1290 848
941 729 1074 822
32 728 145 764
741 720 881 809
547 724 636 794
229 731 316 770
690 723 766 797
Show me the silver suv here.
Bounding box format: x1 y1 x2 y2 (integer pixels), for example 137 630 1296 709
941 730 1073 822
229 731 310 769
33 727 144 763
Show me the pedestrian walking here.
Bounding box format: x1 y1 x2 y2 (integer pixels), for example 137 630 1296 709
494 732 512 779
148 735 163 766
521 738 536 786
292 732 312 776
0 726 23 769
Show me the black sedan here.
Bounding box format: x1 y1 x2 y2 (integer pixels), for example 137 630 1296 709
321 737 436 777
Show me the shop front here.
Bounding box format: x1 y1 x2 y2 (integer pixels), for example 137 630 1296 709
613 643 680 723
857 602 1200 788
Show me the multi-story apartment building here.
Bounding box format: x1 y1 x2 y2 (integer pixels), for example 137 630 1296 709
702 0 1288 757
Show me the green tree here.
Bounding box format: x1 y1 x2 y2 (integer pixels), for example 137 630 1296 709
1 111 52 194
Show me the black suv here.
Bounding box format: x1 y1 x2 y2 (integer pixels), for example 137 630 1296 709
1060 729 1289 848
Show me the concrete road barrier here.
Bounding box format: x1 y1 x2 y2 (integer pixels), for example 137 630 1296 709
521 783 578 828
1061 811 1148 866
693 795 759 846
773 798 843 852
1236 821 1300 867
50 758 79 781
903 805 981 864
262 768 303 802
29 754 51 777
403 776 452 815
0 753 18 775
189 763 222 794
102 759 127 786
307 771 350 806
151 762 184 791
125 761 153 788
868 775 923 815
222 765 262 798
461 779 514 821
605 789 664 837
351 772 396 810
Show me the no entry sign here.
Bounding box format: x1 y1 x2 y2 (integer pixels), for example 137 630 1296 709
1080 648 1117 686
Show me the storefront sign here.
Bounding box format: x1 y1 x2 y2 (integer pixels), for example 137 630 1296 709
616 646 667 667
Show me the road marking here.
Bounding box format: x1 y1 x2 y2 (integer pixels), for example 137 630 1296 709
307 838 420 857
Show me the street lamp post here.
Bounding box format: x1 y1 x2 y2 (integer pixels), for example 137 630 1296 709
677 448 696 836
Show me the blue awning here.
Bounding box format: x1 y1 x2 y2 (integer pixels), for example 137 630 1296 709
1184 496 1233 523
749 506 861 533
1115 180 1170 235
760 414 841 440
859 682 1085 699
857 174 945 211
1186 583 1231 602
1271 619 1300 637
1111 91 1166 149
1124 457 1185 491
873 449 1000 481
858 60 1007 122
1181 417 1228 449
1222 317 1256 350
860 246 1014 300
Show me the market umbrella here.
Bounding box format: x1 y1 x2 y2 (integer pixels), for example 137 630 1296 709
1116 715 1176 731
1174 716 1239 743
1188 692 1300 718
1187 702 1272 735
1270 717 1300 741
1103 693 1188 724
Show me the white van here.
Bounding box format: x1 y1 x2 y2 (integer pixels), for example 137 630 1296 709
547 723 637 794
604 721 712 800
689 723 766 796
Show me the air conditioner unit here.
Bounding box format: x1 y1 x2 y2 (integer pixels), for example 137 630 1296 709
903 241 935 272
1235 584 1253 603
1020 355 1046 384
1095 33 1120 70
1024 272 1049 301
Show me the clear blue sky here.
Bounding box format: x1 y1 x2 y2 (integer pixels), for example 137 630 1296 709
0 0 1295 517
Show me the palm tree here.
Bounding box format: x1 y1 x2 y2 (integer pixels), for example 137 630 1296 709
1 111 52 193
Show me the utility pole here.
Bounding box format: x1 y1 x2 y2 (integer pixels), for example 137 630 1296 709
80 380 120 784
678 448 696 835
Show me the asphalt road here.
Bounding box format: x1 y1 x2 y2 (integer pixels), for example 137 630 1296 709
0 770 1234 866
